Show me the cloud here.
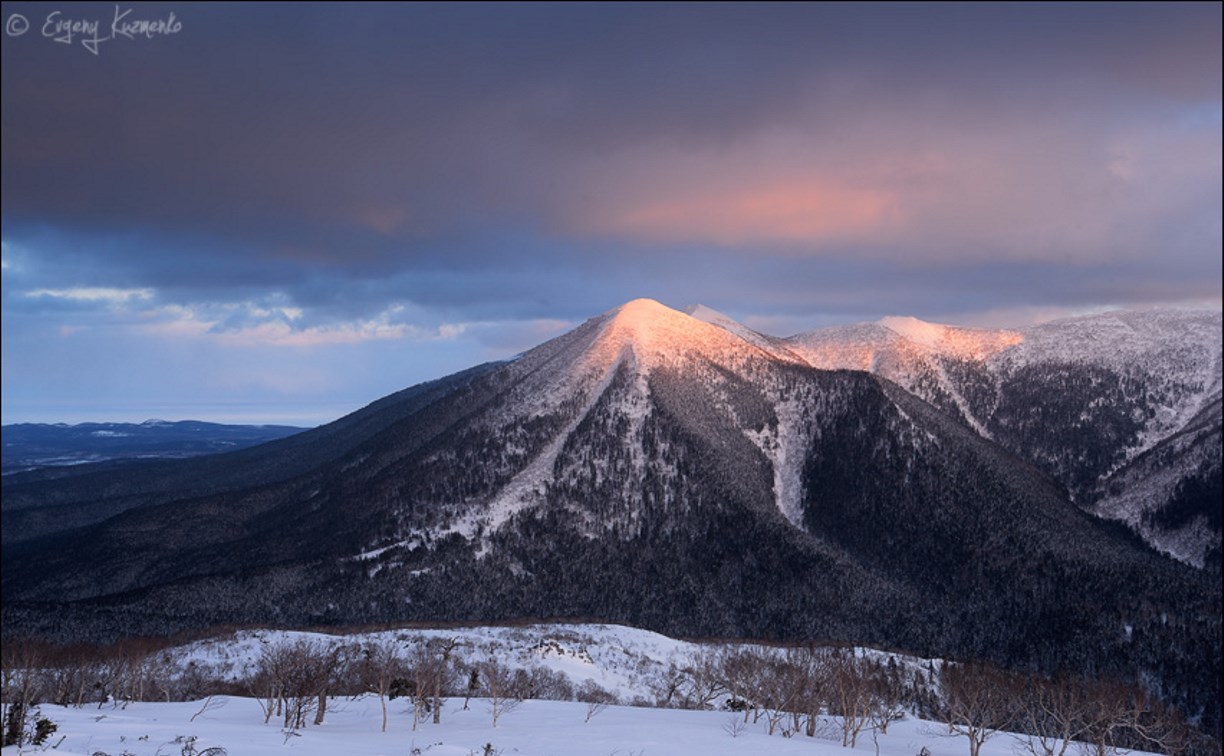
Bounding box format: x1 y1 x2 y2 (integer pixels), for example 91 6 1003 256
191 319 413 348
120 298 572 353
25 287 154 304
1 3 1219 422
3 5 1218 277
561 102 1221 267
589 178 900 246
131 302 437 349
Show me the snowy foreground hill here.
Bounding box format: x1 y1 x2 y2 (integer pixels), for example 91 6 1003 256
5 697 1143 756
0 624 1160 756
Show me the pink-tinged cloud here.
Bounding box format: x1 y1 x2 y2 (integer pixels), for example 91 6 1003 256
128 304 419 348
127 303 576 352
355 205 411 236
590 179 901 246
563 103 1219 264
145 318 416 348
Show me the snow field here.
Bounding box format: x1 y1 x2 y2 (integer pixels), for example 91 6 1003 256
3 695 1113 756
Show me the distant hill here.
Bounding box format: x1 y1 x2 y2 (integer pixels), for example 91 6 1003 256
1 420 308 473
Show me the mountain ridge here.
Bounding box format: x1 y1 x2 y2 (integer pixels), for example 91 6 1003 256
778 305 1222 565
2 298 1219 729
6 302 1219 563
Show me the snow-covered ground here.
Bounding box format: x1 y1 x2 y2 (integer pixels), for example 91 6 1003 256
2 623 1157 756
2 695 1107 756
158 623 928 707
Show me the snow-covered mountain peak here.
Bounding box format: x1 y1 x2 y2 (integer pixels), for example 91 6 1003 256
680 303 725 320
500 298 789 410
615 296 671 317
682 303 807 360
682 303 743 331
601 297 708 344
598 299 733 367
430 298 810 543
579 298 803 371
877 316 1023 359
1002 308 1222 370
877 315 949 347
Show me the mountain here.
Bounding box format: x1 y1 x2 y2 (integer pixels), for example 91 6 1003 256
0 362 501 545
1 419 308 473
785 308 1223 567
2 299 1218 728
682 303 806 359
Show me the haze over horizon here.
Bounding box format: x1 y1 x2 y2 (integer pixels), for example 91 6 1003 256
3 3 1220 426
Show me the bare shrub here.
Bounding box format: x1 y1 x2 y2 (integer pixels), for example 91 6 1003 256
723 715 748 738
250 638 341 731
1 637 48 747
478 657 521 728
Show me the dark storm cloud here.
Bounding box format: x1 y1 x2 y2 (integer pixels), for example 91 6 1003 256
3 3 1220 320
2 2 1220 422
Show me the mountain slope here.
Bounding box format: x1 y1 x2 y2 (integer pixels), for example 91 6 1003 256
2 299 1217 728
1094 396 1223 568
786 308 1223 565
0 362 501 545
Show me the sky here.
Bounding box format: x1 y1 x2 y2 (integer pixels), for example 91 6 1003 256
2 2 1221 426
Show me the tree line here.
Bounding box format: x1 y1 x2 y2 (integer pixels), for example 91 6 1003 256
1 633 1213 755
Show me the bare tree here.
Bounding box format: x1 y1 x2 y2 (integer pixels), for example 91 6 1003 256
577 680 616 723
40 645 87 708
89 655 121 709
1077 679 1132 756
717 647 766 725
756 649 804 737
250 642 289 725
107 638 159 707
429 638 460 725
784 646 830 739
585 699 610 723
1 637 47 748
359 640 405 733
404 642 444 731
313 643 349 726
1129 699 1201 756
867 657 908 735
251 638 339 732
173 659 212 704
680 650 727 710
1016 676 1198 756
940 661 1017 756
652 663 688 708
280 645 320 731
1073 678 1177 756
144 653 180 704
479 657 520 728
463 668 479 711
827 650 876 748
1013 672 1098 756
190 695 227 722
